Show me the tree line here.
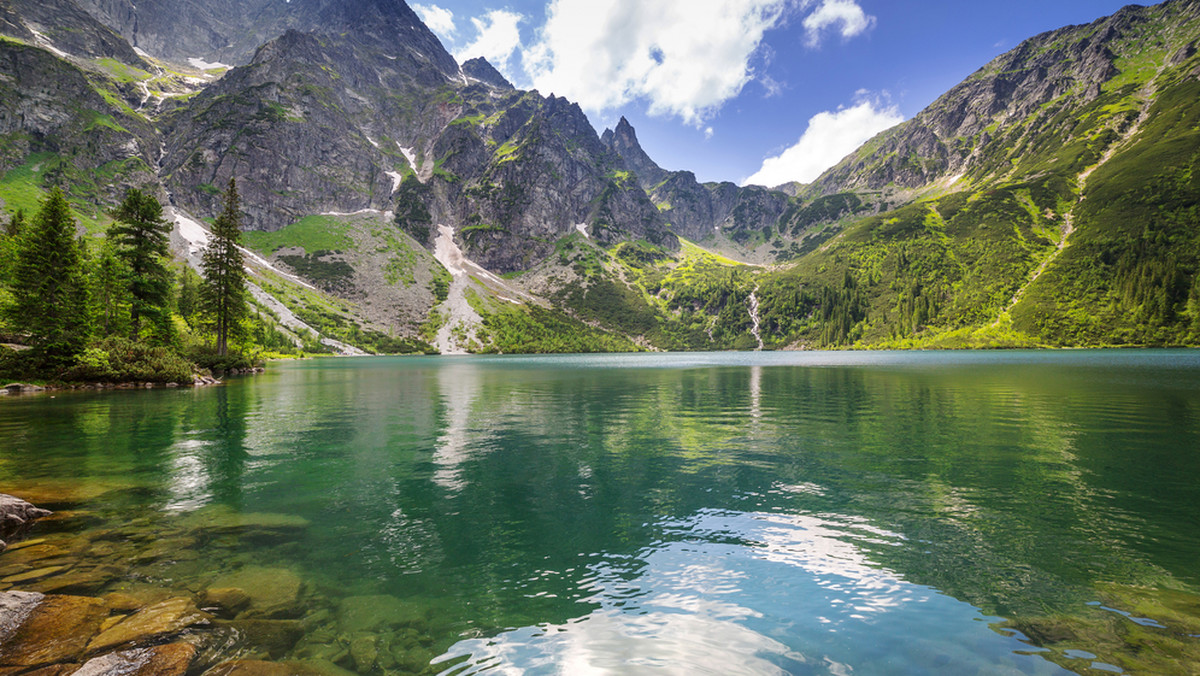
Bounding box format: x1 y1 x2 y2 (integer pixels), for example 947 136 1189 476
0 179 274 382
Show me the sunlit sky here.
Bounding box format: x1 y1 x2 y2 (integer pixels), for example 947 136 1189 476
411 0 1151 187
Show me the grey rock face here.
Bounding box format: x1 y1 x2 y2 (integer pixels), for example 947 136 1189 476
0 494 52 551
424 92 674 272
461 57 512 90
75 0 459 67
5 0 146 65
0 40 159 204
602 116 789 243
157 8 674 271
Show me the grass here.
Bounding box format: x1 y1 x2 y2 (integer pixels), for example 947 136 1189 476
242 215 355 255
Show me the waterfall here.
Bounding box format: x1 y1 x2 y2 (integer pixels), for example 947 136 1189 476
748 286 764 351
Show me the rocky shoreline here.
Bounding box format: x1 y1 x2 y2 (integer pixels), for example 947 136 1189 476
0 369 266 396
0 489 440 675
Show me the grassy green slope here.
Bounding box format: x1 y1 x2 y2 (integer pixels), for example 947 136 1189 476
1013 76 1200 345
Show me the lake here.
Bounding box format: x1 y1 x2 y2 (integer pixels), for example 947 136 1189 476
2 351 1199 674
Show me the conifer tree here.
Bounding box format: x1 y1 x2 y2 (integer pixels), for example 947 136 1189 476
110 189 173 341
200 179 248 356
91 238 131 338
7 188 91 368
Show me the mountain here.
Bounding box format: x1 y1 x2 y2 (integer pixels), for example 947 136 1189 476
601 116 792 248
764 0 1200 347
0 0 1198 354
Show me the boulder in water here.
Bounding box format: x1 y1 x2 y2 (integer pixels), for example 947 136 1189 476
0 592 107 667
86 597 211 653
72 642 196 676
0 494 52 551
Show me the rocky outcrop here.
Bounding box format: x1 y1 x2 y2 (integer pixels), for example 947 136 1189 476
6 0 147 66
602 116 790 243
0 495 51 552
159 24 452 230
600 116 668 189
76 0 458 68
0 38 159 205
462 57 512 90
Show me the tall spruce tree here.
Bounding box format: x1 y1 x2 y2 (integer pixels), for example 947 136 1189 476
110 189 173 342
200 179 248 356
7 188 91 368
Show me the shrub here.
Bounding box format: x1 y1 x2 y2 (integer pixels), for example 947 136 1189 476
62 337 195 383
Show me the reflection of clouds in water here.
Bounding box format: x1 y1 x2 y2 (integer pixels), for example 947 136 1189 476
437 509 1063 675
439 608 811 675
750 365 762 421
433 362 485 492
379 507 443 573
163 438 214 511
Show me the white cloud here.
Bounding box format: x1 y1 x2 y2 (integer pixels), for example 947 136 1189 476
801 0 875 46
456 10 524 73
522 0 790 125
412 4 456 39
743 98 903 187
705 127 715 140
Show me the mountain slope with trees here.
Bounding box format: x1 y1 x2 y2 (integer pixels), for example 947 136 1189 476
0 0 1197 355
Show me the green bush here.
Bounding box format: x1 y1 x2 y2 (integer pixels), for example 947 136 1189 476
61 337 195 383
186 345 260 373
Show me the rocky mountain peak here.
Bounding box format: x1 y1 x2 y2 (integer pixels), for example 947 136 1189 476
461 57 513 90
602 116 667 190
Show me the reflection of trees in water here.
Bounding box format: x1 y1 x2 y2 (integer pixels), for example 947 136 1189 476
5 357 1197 668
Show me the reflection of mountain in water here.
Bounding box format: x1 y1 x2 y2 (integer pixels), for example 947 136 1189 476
4 353 1198 673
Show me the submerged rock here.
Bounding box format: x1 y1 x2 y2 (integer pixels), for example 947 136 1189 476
0 593 107 667
28 565 123 595
202 659 355 675
180 506 310 541
209 567 303 619
1 565 68 584
217 619 304 659
202 587 252 615
86 597 211 653
72 642 197 676
3 481 135 510
337 595 426 633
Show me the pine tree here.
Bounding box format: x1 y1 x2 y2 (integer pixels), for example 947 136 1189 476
91 238 132 338
110 188 174 342
200 179 248 356
7 188 91 368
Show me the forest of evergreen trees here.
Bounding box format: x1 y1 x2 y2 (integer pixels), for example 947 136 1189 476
0 180 298 385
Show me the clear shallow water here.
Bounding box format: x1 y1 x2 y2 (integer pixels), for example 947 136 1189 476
3 350 1200 674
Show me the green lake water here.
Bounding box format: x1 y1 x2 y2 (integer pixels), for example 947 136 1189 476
2 351 1200 674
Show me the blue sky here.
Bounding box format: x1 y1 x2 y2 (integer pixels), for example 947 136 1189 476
411 0 1151 186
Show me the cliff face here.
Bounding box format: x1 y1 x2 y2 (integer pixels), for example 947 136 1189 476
154 6 671 270
73 0 465 70
159 23 456 231
0 0 161 212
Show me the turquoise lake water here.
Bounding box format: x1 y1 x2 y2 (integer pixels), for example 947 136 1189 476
2 351 1199 674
